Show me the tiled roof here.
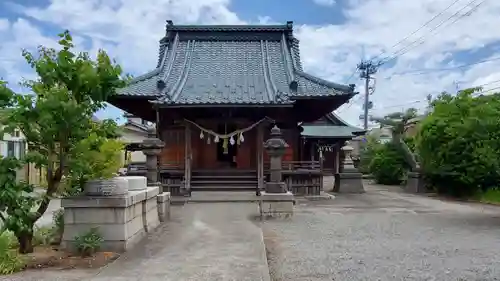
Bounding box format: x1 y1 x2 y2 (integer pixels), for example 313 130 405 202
301 112 365 138
117 21 355 105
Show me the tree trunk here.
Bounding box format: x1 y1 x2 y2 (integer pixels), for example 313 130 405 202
17 232 34 254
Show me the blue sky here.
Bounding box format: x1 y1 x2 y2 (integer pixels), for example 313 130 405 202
1 0 500 127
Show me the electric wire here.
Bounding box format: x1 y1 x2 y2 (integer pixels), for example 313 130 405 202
378 0 486 66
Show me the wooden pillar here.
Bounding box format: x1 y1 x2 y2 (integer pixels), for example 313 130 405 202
184 123 192 195
334 142 341 174
256 124 264 194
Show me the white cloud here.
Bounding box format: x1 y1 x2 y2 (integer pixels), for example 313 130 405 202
312 0 336 7
1 0 500 127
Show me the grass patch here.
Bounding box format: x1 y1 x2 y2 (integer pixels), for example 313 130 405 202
474 188 500 205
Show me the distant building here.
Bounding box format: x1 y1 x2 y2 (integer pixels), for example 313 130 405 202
120 113 150 164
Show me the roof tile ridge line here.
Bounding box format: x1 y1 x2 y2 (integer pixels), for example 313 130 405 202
157 37 170 69
281 33 295 82
160 32 180 85
295 71 351 92
171 40 196 102
264 41 278 98
330 112 364 130
129 69 161 84
260 40 274 102
288 36 300 70
157 40 192 103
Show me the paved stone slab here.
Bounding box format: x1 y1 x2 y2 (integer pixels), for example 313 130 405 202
88 203 270 281
263 181 500 281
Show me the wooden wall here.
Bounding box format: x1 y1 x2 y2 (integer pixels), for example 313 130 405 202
160 126 185 168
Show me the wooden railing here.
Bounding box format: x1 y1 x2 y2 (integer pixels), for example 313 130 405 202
263 160 322 171
159 161 184 170
263 160 323 196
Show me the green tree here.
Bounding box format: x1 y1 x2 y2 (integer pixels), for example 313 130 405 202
0 30 126 253
369 142 408 185
371 108 418 141
417 88 500 197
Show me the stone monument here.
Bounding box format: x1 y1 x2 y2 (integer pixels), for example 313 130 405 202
259 125 294 218
141 126 165 187
337 141 365 193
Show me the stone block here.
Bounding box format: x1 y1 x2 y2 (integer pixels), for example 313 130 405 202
157 192 171 222
405 172 425 193
116 176 147 191
62 186 161 254
258 191 294 219
338 172 365 193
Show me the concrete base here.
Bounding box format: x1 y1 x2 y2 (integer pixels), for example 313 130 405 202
157 192 171 222
405 172 425 193
61 186 160 253
338 172 365 193
258 191 294 219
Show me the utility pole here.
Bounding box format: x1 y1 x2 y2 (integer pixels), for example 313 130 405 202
357 60 382 130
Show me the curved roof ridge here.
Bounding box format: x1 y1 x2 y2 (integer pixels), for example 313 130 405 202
328 112 364 131
280 33 295 84
128 69 161 84
171 40 196 102
264 40 278 100
295 71 352 92
160 32 180 86
260 40 274 102
165 24 293 32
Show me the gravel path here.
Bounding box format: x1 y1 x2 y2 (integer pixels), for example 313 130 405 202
263 181 500 281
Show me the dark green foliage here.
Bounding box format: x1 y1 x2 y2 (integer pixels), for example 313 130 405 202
403 136 416 153
369 142 408 185
0 30 126 254
74 227 103 257
0 231 25 274
358 136 381 174
417 88 500 197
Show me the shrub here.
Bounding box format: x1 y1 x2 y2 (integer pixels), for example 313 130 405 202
33 226 53 246
0 231 25 274
51 209 64 245
358 136 381 174
417 90 500 197
369 142 408 185
74 227 103 257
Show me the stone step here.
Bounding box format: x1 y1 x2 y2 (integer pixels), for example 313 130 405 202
191 175 256 180
187 191 260 203
190 185 258 192
191 180 258 186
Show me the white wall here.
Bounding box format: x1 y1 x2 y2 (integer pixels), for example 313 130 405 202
121 127 147 163
0 128 26 158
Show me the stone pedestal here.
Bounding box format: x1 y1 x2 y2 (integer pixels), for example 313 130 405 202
157 192 171 222
405 171 425 193
338 172 365 193
141 126 164 187
61 186 160 253
259 125 294 218
258 191 294 218
337 141 365 193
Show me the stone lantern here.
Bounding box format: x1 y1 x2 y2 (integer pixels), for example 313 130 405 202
141 126 165 186
263 125 288 193
341 141 357 172
337 140 364 193
259 125 294 219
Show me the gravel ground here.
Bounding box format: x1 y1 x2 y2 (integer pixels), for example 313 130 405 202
263 181 500 281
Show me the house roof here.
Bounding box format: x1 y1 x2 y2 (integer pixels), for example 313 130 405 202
300 112 365 138
117 21 355 106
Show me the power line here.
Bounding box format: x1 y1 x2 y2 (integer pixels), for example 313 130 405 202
377 80 500 110
370 0 463 62
378 0 486 66
386 56 500 77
